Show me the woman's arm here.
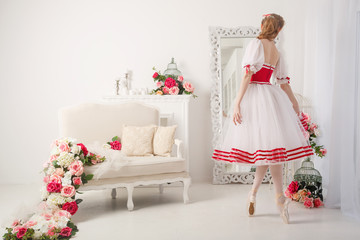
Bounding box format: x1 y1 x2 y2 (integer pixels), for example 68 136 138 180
233 71 253 125
280 83 300 115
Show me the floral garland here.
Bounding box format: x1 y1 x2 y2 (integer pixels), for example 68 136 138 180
3 138 105 240
285 180 324 208
300 112 327 158
150 67 197 98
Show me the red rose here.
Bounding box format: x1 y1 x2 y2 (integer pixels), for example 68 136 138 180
59 227 72 237
77 143 88 156
153 72 159 79
110 140 121 150
47 182 62 193
164 77 177 88
62 201 78 215
16 227 27 239
287 181 299 194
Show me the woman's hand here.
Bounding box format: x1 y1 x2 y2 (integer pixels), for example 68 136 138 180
233 105 242 125
292 103 300 116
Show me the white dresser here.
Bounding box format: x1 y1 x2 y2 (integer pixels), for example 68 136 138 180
102 95 191 172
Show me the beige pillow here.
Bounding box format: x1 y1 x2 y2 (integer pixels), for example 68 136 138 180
153 125 177 157
121 125 157 156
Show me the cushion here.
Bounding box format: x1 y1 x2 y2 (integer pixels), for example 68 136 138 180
121 125 157 156
153 125 177 157
84 156 186 179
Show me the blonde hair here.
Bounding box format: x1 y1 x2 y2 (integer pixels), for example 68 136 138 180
258 14 285 40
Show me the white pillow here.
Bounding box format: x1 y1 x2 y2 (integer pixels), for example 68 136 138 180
121 125 157 156
153 125 177 157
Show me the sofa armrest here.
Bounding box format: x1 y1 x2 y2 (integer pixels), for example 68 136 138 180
174 139 183 159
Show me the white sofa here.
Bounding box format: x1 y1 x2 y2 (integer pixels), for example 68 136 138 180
59 102 191 211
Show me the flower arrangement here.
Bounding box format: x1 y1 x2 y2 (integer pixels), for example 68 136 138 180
300 112 327 158
150 67 197 97
285 180 324 209
3 138 105 240
104 136 122 150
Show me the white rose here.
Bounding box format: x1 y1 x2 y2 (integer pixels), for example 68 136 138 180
71 145 80 154
33 230 42 239
103 143 111 149
62 171 72 186
57 152 75 168
46 193 71 208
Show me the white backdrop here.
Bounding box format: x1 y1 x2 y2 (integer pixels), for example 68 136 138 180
0 0 307 184
303 0 360 220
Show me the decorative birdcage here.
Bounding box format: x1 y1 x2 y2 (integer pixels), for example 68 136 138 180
163 58 182 77
294 157 323 200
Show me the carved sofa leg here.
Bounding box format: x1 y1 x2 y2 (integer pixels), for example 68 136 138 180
111 188 117 199
182 178 191 204
159 184 164 194
126 186 134 211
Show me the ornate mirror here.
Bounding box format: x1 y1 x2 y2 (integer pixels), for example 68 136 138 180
209 26 278 184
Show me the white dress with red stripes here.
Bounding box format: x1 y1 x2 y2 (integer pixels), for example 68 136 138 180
212 38 313 165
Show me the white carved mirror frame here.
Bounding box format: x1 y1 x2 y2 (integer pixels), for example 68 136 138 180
209 26 276 184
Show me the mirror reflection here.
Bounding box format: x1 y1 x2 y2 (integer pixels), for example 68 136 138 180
220 37 256 174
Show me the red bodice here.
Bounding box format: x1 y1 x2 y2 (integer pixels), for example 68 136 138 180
248 64 275 85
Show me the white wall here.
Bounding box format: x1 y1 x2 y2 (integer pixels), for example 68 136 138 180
0 0 306 184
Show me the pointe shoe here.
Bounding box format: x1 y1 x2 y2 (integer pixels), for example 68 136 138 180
247 191 256 216
276 195 291 224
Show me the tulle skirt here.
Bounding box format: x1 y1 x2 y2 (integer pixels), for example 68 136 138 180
213 83 313 165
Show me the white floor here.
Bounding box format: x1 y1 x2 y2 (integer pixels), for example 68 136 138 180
1 182 359 240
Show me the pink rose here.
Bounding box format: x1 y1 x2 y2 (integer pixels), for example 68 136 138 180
77 143 88 156
303 197 314 208
24 220 37 228
152 72 159 79
42 213 52 221
310 123 317 131
164 77 177 88
68 160 84 176
59 227 72 237
59 142 70 152
110 140 121 150
61 185 76 198
163 87 170 94
303 123 309 131
47 182 62 193
55 168 65 177
16 228 27 239
177 76 184 82
313 198 324 208
169 86 180 95
50 174 62 184
287 181 299 194
183 81 194 93
43 176 50 183
91 159 97 165
50 155 58 162
62 201 78 215
11 220 20 227
320 148 327 156
48 227 56 236
12 226 22 234
73 177 82 185
55 210 71 218
156 81 163 88
284 189 292 198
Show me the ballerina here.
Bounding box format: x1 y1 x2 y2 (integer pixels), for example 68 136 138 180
212 13 313 224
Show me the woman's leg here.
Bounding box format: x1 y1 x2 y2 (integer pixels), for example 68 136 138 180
250 165 269 196
269 164 284 200
269 164 290 223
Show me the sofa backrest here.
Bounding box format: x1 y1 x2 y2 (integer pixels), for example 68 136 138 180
59 102 159 145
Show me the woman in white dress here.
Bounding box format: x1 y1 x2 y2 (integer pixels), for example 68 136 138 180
212 14 313 224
